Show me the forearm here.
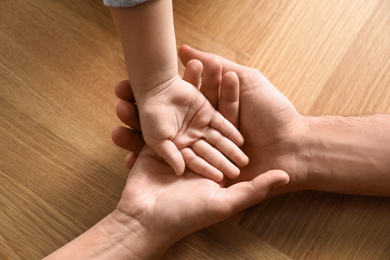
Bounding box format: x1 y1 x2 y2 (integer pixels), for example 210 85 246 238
44 210 170 260
302 114 390 196
110 0 178 99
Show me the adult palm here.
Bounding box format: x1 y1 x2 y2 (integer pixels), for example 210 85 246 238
117 145 288 252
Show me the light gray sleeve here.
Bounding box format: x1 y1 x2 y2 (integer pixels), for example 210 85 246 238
103 0 150 8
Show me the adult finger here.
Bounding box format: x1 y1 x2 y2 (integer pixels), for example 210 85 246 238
124 153 138 170
218 71 240 128
179 45 243 76
115 80 135 102
200 57 222 108
111 126 144 155
116 100 141 131
182 59 203 89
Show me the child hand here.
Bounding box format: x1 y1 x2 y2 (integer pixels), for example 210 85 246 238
135 71 247 182
114 59 248 182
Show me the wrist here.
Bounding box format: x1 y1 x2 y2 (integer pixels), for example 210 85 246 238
44 209 169 260
267 115 312 196
132 71 180 104
300 115 362 193
292 115 312 191
299 115 390 195
110 0 179 101
131 67 179 100
296 116 323 191
300 116 350 193
103 209 172 260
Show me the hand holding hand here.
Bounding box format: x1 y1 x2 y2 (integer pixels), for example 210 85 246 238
45 68 288 260
114 45 308 195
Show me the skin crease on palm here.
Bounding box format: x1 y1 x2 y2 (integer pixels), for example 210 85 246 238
112 45 306 195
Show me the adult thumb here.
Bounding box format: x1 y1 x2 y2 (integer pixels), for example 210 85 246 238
225 170 289 214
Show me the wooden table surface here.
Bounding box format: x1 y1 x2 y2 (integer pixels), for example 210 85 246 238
1 0 389 259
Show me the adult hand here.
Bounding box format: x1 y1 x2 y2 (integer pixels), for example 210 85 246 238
111 144 288 258
112 65 289 257
178 45 307 194
44 68 288 260
113 45 308 195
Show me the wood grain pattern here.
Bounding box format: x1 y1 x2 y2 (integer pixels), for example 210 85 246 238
1 0 389 259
